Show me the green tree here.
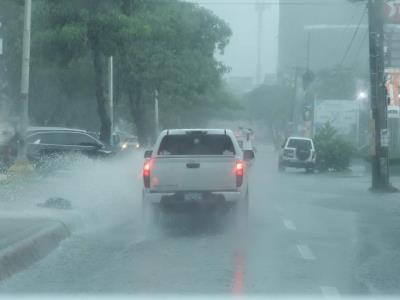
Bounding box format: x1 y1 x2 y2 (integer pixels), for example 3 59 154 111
314 122 354 171
2 1 233 144
117 1 232 143
34 0 134 143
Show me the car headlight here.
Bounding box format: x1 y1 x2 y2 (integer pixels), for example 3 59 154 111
121 143 128 149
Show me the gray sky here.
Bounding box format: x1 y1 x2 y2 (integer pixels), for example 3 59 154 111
191 0 279 79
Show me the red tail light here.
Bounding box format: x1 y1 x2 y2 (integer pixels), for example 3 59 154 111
143 160 151 188
236 160 244 187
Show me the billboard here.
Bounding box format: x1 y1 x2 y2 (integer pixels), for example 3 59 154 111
314 100 360 138
385 1 400 24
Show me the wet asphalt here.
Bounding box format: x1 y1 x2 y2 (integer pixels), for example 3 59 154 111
1 146 400 297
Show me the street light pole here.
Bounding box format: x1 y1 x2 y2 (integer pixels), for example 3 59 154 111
108 56 114 145
255 1 267 85
154 90 159 138
19 0 31 158
306 31 311 71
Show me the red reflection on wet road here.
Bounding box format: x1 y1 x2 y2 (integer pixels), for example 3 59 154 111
231 251 245 294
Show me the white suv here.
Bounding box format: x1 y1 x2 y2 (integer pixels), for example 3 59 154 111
279 137 316 172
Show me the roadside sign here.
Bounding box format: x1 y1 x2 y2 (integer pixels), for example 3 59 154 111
388 105 400 118
314 100 360 137
381 128 390 147
385 1 400 23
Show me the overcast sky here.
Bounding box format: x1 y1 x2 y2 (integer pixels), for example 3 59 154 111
191 0 279 80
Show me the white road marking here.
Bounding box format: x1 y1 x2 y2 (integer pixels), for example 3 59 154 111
320 286 341 298
296 244 315 260
283 219 296 231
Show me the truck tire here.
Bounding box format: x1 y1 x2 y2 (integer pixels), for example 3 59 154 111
234 188 249 230
142 196 161 230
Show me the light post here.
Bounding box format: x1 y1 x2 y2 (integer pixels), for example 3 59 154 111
255 1 267 85
108 56 114 145
18 0 31 160
154 90 159 138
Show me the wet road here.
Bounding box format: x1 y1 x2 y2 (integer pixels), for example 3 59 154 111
2 146 400 296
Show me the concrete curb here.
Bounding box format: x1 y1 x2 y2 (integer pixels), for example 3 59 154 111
0 222 70 281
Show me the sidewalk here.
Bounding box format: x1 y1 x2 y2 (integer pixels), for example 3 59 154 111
0 154 142 282
0 214 69 281
0 173 77 282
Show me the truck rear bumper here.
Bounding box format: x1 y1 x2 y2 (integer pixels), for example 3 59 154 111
143 190 242 205
280 159 315 169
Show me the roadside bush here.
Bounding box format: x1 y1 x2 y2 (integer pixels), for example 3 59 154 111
314 122 354 172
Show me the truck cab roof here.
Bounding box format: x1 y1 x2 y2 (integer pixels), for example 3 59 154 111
162 129 232 136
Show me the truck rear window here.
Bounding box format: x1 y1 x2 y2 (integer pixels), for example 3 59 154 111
158 134 235 156
287 138 312 149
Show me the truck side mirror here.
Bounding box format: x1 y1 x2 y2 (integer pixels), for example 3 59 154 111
144 150 152 159
243 150 255 161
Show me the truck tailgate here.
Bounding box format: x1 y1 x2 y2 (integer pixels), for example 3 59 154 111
149 156 237 192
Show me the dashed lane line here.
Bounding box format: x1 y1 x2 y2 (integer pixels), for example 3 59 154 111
283 219 296 231
320 286 341 298
296 244 316 260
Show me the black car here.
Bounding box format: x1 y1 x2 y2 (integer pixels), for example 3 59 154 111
26 127 112 167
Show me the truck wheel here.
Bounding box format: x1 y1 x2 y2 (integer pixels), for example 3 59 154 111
234 188 249 230
278 162 285 172
141 197 151 227
243 189 249 221
142 199 162 237
143 202 161 225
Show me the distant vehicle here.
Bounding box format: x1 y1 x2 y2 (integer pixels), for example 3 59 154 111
142 129 254 225
279 137 316 173
121 136 140 152
235 127 255 151
26 127 112 168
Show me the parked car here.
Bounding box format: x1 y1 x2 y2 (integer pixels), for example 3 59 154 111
142 129 254 225
26 127 112 168
278 137 316 172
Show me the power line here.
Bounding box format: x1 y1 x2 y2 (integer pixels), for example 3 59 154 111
332 9 362 57
339 4 367 66
351 27 368 68
190 1 358 5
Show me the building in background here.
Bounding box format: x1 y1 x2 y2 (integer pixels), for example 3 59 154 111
278 0 368 73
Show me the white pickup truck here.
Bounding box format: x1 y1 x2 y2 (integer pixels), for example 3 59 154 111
142 129 254 224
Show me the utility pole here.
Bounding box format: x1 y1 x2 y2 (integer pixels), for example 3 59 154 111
108 56 114 146
368 0 394 191
154 90 159 138
0 22 3 56
19 0 31 159
306 31 311 70
255 1 267 85
290 67 300 135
